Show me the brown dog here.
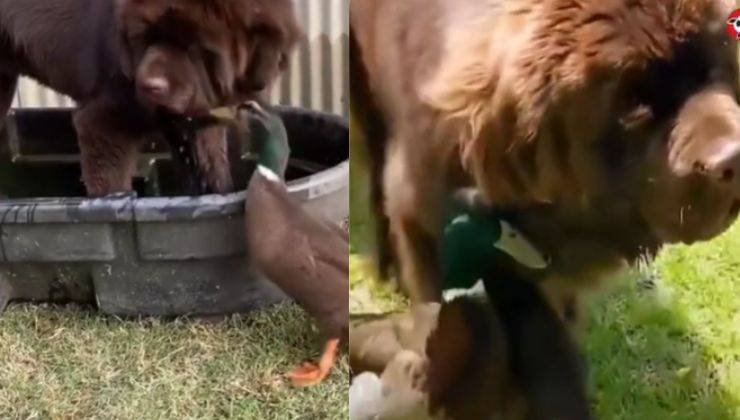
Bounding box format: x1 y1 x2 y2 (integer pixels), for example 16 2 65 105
352 0 740 323
0 0 300 196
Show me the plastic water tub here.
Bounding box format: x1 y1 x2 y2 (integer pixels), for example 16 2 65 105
0 107 348 316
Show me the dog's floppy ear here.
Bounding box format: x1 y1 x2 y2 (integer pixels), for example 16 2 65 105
246 38 298 91
238 13 301 95
245 0 302 86
114 0 170 79
240 37 279 93
115 0 169 22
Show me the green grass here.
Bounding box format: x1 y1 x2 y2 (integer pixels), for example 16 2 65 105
0 303 349 419
583 226 740 419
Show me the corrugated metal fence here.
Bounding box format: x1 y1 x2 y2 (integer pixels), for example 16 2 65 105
12 0 349 118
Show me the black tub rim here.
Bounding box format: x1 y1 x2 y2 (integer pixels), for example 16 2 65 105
0 106 349 224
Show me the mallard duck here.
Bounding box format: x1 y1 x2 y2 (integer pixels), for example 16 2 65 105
242 101 349 387
349 285 590 419
444 189 590 419
486 279 590 420
440 188 549 291
349 188 590 419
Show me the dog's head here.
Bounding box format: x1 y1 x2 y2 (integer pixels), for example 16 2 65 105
116 0 301 117
426 0 740 247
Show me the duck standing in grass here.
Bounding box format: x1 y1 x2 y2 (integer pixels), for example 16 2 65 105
242 101 349 387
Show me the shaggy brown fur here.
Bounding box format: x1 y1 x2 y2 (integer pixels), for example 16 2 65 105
349 28 395 276
351 0 740 322
0 0 300 196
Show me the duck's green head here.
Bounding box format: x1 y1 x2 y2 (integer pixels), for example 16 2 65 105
241 101 291 180
441 194 550 291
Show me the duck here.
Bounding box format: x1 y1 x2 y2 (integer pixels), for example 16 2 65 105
241 101 349 387
440 188 549 292
349 188 591 419
349 285 590 419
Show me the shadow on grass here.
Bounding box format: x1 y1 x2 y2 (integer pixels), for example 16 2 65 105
585 272 738 419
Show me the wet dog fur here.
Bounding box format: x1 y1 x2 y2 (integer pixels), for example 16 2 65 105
0 0 300 196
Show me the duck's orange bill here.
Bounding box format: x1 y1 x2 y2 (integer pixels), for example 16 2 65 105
287 338 340 387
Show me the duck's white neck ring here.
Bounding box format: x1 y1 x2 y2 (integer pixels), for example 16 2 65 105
257 165 282 183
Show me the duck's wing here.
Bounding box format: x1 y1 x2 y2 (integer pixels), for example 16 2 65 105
298 212 350 273
424 300 475 398
485 275 591 420
249 226 349 337
254 176 349 271
245 176 349 334
425 298 511 420
326 219 350 244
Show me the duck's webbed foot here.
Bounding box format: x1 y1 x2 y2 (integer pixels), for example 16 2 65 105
287 338 340 387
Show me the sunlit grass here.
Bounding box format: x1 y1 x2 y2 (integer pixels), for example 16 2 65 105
0 303 349 419
584 224 740 419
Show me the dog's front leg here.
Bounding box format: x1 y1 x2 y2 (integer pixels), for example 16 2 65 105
162 121 233 195
391 216 442 303
195 125 233 194
74 106 141 197
384 136 446 304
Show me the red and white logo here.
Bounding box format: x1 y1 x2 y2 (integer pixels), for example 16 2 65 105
728 9 740 40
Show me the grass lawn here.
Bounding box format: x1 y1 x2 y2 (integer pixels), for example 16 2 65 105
0 303 349 419
349 117 740 419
